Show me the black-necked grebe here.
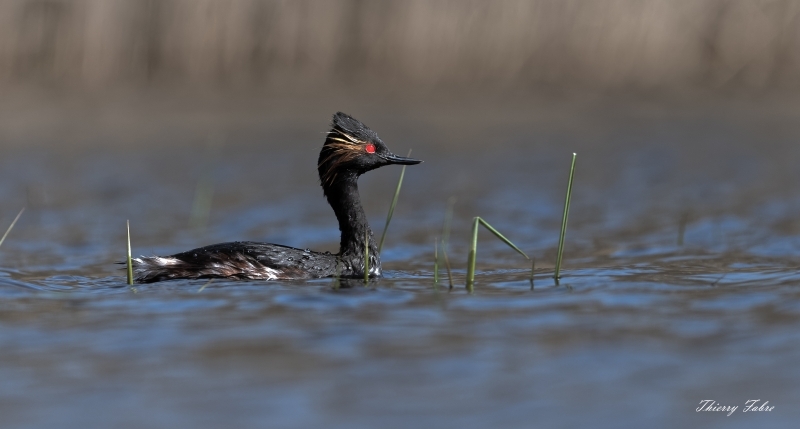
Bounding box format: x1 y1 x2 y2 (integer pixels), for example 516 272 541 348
132 112 422 283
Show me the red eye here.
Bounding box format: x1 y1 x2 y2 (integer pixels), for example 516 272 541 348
365 143 376 154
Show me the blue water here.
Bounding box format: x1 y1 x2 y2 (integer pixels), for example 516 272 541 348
1 99 799 428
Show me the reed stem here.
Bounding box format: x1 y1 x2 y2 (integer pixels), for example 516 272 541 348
442 196 456 244
0 207 25 249
332 259 341 290
677 212 688 246
434 237 439 286
378 149 411 253
530 257 536 289
466 217 479 292
126 220 133 285
189 175 214 231
364 230 369 285
466 216 529 292
442 239 454 290
554 153 576 283
441 197 456 290
197 278 213 293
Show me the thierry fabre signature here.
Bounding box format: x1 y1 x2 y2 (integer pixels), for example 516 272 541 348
696 400 775 416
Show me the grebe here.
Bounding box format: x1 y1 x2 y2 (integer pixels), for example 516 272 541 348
131 112 422 283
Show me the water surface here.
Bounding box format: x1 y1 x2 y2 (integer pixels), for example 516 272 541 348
1 96 799 428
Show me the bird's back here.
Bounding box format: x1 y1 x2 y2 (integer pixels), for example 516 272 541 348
133 241 338 283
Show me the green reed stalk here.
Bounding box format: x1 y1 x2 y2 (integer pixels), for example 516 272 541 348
554 153 576 284
466 217 529 293
442 197 456 244
364 230 369 285
197 278 213 293
441 197 456 290
190 137 223 231
466 218 479 292
378 150 411 253
189 175 215 231
677 212 688 246
0 207 25 249
530 257 536 289
126 220 134 285
434 237 439 286
442 239 454 290
332 259 342 290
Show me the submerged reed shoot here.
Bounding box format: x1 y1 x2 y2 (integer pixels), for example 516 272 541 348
378 150 411 253
441 197 456 289
0 207 25 250
434 237 439 286
466 217 529 292
433 239 441 291
189 175 215 231
332 259 342 290
554 153 577 284
442 197 456 245
677 212 689 246
190 137 223 232
466 219 478 291
442 239 454 290
126 220 133 285
197 278 213 293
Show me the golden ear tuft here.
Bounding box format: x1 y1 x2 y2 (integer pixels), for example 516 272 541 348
319 130 366 185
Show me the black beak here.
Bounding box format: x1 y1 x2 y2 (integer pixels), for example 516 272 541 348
382 153 423 165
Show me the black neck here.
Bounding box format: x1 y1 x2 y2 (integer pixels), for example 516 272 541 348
323 172 380 276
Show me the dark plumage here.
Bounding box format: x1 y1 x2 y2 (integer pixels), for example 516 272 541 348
132 112 422 283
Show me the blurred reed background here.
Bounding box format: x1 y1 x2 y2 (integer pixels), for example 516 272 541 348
1 0 799 93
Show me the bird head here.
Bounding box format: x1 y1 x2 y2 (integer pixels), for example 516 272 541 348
318 112 421 187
